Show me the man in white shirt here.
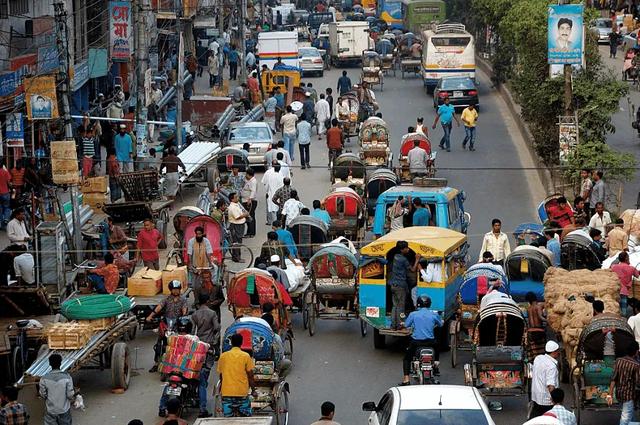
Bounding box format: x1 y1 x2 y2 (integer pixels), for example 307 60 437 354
315 94 331 137
7 208 30 248
588 201 611 235
530 340 560 419
407 138 429 178
208 39 219 54
415 117 428 136
387 197 408 232
275 140 292 165
13 245 35 285
280 106 299 161
478 218 511 264
628 302 640 345
227 192 249 263
412 260 446 305
276 152 291 180
261 163 284 225
241 168 258 238
281 190 304 227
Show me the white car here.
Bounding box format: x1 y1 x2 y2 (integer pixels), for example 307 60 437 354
299 46 325 77
362 385 496 425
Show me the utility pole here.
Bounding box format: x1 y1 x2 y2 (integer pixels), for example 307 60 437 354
54 2 83 264
218 0 225 37
558 0 572 115
134 0 150 161
240 0 247 82
176 3 184 148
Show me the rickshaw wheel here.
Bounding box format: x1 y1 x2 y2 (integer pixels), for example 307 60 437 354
275 387 290 425
450 333 457 368
308 300 316 336
283 332 293 362
302 302 309 330
360 319 367 337
573 380 581 425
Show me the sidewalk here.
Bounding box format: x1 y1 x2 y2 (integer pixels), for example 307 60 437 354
192 63 241 96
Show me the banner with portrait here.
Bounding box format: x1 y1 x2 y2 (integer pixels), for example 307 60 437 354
25 75 59 120
548 4 584 65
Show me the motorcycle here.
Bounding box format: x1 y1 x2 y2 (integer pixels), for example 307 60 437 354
160 372 200 415
411 347 439 385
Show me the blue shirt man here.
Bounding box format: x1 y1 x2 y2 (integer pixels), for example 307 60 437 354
275 228 298 258
114 130 133 162
228 49 239 64
274 93 285 109
311 208 331 226
405 307 443 340
412 200 431 226
337 72 352 96
436 103 455 125
389 253 411 288
546 234 561 266
296 120 312 146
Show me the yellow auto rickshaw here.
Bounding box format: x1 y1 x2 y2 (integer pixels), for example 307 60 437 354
358 227 468 349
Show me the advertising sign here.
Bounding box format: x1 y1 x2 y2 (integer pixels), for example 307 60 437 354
548 4 584 65
51 140 79 185
109 1 133 62
25 75 59 120
5 113 24 147
37 46 59 74
559 116 579 164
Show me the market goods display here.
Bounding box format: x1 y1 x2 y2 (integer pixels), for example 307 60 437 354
543 267 620 366
159 334 209 379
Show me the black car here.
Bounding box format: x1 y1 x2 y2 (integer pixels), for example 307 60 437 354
433 76 479 110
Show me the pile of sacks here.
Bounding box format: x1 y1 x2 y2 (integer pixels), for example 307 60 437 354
544 268 620 366
620 209 640 239
159 334 209 379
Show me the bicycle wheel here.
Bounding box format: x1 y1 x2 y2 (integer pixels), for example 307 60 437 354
11 346 24 383
223 244 254 274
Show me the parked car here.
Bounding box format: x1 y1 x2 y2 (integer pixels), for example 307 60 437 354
433 76 479 110
362 385 496 425
589 18 612 44
225 122 274 166
299 46 325 77
623 29 640 52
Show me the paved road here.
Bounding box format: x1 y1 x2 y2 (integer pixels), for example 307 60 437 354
17 65 620 425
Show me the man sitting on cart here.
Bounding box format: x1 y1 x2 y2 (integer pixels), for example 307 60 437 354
400 295 443 385
146 280 189 373
407 138 430 179
217 333 257 417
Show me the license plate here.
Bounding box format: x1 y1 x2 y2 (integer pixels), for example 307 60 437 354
166 387 182 396
454 91 463 97
251 147 261 153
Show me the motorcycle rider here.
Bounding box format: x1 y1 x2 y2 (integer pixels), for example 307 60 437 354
158 316 193 418
146 280 189 373
400 295 443 385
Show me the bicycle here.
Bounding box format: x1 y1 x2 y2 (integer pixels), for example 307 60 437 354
8 319 35 383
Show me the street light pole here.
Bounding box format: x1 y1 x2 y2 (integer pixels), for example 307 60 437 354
176 4 184 148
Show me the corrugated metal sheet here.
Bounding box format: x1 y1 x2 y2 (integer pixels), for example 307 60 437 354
178 142 221 183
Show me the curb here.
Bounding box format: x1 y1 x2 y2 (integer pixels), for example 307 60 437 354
476 56 554 194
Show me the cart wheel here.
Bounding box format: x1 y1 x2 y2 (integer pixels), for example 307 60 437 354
360 318 367 337
450 333 457 368
223 244 254 274
206 166 217 193
373 328 386 349
11 346 24 384
283 332 293 362
111 342 131 390
124 322 137 341
276 387 290 425
308 300 316 336
573 380 581 425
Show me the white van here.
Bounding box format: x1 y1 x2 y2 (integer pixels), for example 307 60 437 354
328 21 372 66
257 31 300 69
421 23 476 92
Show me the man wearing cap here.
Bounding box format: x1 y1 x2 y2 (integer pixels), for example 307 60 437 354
530 340 561 418
114 124 133 172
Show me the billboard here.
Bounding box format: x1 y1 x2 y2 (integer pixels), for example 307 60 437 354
25 75 59 120
109 1 132 62
548 4 584 65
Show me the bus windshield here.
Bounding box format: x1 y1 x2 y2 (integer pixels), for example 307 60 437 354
432 37 471 47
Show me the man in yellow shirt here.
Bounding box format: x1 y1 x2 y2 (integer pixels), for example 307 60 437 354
217 333 256 417
461 103 478 151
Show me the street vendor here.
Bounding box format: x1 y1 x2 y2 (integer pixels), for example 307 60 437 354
336 96 350 119
187 226 218 305
146 280 188 373
87 252 119 294
107 217 129 260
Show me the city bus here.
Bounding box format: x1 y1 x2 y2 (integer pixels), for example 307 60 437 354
377 0 404 30
402 0 445 34
421 23 475 91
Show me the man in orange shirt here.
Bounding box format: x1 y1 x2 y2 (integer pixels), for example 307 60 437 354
88 252 120 294
217 333 256 417
547 196 574 228
326 119 343 166
10 160 24 197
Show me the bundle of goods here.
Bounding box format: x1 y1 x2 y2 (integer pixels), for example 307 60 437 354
543 267 620 367
46 323 94 350
61 294 133 320
619 209 640 239
159 334 210 379
81 176 110 213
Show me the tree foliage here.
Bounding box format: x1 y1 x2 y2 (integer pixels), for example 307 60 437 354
469 0 635 182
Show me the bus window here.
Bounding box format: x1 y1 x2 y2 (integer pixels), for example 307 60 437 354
432 36 471 47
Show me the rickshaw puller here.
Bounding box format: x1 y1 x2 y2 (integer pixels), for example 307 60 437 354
400 295 443 385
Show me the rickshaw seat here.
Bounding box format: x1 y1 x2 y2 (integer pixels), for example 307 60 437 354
583 360 614 386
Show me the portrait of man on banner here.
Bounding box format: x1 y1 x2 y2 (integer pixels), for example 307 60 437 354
548 4 584 65
25 75 59 120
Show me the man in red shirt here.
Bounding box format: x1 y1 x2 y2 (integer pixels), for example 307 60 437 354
547 196 574 229
135 218 164 270
326 118 343 166
0 159 11 229
611 251 640 317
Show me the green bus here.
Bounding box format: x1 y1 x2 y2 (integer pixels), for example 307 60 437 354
401 0 445 34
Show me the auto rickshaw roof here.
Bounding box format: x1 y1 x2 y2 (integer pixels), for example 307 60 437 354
378 185 459 202
360 226 466 258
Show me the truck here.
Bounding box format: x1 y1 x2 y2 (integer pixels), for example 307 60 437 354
328 21 372 66
257 31 300 70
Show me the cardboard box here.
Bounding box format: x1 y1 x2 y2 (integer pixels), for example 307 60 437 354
127 267 162 296
82 191 110 213
81 176 108 193
162 264 188 294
